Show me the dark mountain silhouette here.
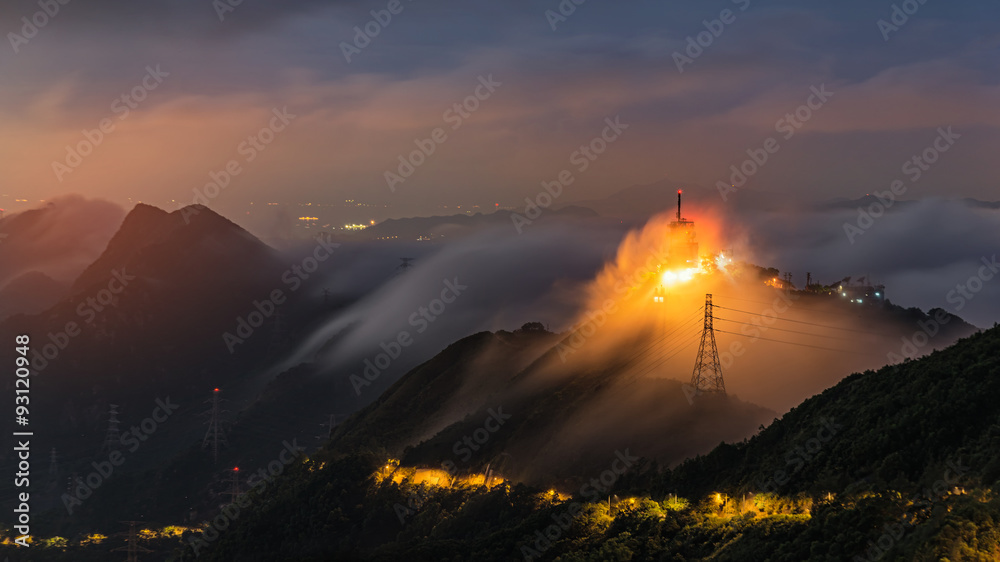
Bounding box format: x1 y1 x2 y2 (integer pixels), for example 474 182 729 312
813 194 922 212
0 270 68 319
0 195 125 290
0 203 297 523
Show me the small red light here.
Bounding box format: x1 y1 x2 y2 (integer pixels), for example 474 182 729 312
678 190 683 194
214 388 219 392
234 467 239 471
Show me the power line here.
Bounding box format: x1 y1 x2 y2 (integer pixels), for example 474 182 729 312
713 328 880 356
714 305 885 336
617 309 704 372
714 316 866 343
713 293 871 318
625 330 703 382
621 323 705 386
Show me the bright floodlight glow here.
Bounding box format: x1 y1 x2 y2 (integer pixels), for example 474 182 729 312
715 252 732 270
661 268 698 286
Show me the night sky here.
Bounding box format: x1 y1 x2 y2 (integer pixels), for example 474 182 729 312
1 0 997 217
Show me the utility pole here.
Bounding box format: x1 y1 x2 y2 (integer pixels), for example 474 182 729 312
201 388 228 463
112 521 153 561
101 405 121 453
690 294 726 395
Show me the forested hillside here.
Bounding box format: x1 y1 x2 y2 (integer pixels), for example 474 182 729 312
183 326 1000 561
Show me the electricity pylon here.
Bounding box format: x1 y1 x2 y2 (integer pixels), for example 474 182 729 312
690 294 726 394
101 405 121 452
201 388 228 463
223 467 242 504
112 521 152 561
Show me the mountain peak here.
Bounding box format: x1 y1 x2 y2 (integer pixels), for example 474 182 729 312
70 203 272 293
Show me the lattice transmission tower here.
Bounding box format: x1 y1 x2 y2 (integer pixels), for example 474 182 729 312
690 294 726 394
201 388 229 463
101 404 121 452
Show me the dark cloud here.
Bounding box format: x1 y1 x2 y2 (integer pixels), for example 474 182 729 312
744 198 1000 327
1 0 998 210
0 0 335 34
